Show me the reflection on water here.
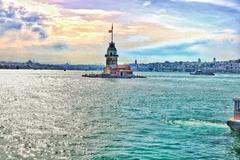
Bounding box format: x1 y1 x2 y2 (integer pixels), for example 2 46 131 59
0 70 240 159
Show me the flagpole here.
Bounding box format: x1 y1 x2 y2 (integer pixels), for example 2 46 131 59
111 24 113 43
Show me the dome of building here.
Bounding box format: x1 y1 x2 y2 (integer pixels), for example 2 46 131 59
107 42 117 52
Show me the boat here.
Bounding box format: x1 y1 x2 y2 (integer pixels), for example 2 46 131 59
82 24 146 79
227 97 240 131
190 70 215 76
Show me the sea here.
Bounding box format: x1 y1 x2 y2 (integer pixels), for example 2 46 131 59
0 70 240 160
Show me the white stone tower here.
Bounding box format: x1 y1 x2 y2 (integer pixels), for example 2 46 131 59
105 24 118 66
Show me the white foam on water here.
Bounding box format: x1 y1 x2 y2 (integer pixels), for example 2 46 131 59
172 119 228 129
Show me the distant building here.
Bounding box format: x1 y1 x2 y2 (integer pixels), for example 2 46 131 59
213 57 216 63
198 58 201 63
135 59 138 65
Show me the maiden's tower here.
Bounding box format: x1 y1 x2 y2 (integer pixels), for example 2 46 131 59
83 24 145 78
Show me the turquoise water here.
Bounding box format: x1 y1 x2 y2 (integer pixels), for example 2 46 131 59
0 70 240 159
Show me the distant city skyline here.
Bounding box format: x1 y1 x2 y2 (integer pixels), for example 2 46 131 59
0 0 239 64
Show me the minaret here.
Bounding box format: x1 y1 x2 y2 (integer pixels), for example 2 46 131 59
213 57 216 64
105 24 118 66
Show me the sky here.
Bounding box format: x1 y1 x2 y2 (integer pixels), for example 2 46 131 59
0 0 239 64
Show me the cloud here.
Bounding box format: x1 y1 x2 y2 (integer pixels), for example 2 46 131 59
143 0 151 7
0 20 22 34
175 0 240 11
26 43 71 52
186 38 240 58
52 43 69 51
66 9 126 21
39 0 142 10
31 27 48 39
0 2 48 39
22 13 42 25
127 40 209 56
127 35 149 42
122 38 240 62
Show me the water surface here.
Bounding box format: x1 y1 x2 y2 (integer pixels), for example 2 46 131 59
0 70 240 159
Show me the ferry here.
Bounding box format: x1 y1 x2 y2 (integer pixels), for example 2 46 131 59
227 97 240 131
190 70 215 76
82 24 146 79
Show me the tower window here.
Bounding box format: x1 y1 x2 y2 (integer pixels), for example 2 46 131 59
235 101 240 111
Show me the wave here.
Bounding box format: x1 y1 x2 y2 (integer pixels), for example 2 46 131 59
165 119 228 129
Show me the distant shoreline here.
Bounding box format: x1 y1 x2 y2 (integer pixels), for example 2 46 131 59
0 59 240 74
0 68 240 74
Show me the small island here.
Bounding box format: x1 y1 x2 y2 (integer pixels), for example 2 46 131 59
82 25 145 78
